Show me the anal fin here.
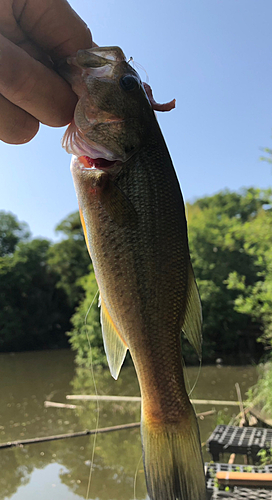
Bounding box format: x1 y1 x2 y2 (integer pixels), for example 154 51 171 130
100 297 128 379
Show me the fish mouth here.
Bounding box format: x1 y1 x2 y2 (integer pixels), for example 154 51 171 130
78 155 117 171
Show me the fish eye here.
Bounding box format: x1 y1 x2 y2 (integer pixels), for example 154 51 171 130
119 75 139 91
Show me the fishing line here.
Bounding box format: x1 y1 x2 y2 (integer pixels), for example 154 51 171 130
188 360 202 398
133 453 143 500
84 288 100 500
182 354 202 412
128 57 149 83
182 356 192 395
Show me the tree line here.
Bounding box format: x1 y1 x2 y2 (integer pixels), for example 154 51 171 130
1 187 272 365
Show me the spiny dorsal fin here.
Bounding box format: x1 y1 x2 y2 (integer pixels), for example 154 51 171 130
100 297 128 379
182 262 202 360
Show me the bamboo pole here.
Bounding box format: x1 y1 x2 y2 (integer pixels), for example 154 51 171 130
196 409 216 418
44 401 82 409
66 395 240 406
228 383 247 465
66 395 142 402
0 409 215 450
0 422 140 450
235 382 247 425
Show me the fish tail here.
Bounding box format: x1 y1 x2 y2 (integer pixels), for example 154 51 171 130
141 407 206 500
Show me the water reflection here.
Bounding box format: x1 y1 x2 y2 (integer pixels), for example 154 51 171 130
0 350 258 500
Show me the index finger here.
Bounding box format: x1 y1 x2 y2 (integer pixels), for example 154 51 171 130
0 33 77 128
13 0 94 59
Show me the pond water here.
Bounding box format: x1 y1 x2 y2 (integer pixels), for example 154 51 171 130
0 349 258 500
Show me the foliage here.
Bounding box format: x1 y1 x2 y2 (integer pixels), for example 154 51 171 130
0 238 70 351
0 211 30 257
215 409 231 426
0 210 90 352
187 188 272 362
260 146 272 164
47 211 90 309
247 361 272 414
67 271 106 367
257 447 272 466
55 211 84 239
225 200 272 348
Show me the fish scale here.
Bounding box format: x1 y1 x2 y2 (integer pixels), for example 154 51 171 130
63 45 206 500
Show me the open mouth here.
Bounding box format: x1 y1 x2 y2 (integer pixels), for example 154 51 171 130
79 155 117 170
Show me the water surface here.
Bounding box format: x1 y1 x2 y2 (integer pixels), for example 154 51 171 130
0 350 258 500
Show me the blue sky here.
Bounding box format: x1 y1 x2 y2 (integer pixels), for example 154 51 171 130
1 0 272 240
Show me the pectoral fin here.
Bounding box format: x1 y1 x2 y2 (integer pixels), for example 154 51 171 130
100 180 137 227
182 262 202 360
100 297 128 379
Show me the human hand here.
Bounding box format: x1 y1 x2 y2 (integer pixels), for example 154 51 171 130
0 0 94 144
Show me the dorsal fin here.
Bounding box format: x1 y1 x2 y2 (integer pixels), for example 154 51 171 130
181 262 202 360
100 297 128 379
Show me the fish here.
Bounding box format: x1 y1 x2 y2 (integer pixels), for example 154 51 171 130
61 46 206 500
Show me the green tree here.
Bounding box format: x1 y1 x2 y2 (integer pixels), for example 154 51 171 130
0 238 70 351
260 146 272 164
67 271 106 367
55 211 84 238
0 211 30 256
47 211 90 308
187 188 271 363
0 210 93 352
225 192 272 347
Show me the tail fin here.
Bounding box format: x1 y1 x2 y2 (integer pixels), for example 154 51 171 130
141 410 206 500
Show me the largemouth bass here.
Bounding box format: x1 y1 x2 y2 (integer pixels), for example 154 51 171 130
61 46 206 500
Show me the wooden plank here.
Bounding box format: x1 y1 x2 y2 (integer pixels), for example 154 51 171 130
217 471 272 487
66 395 240 406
